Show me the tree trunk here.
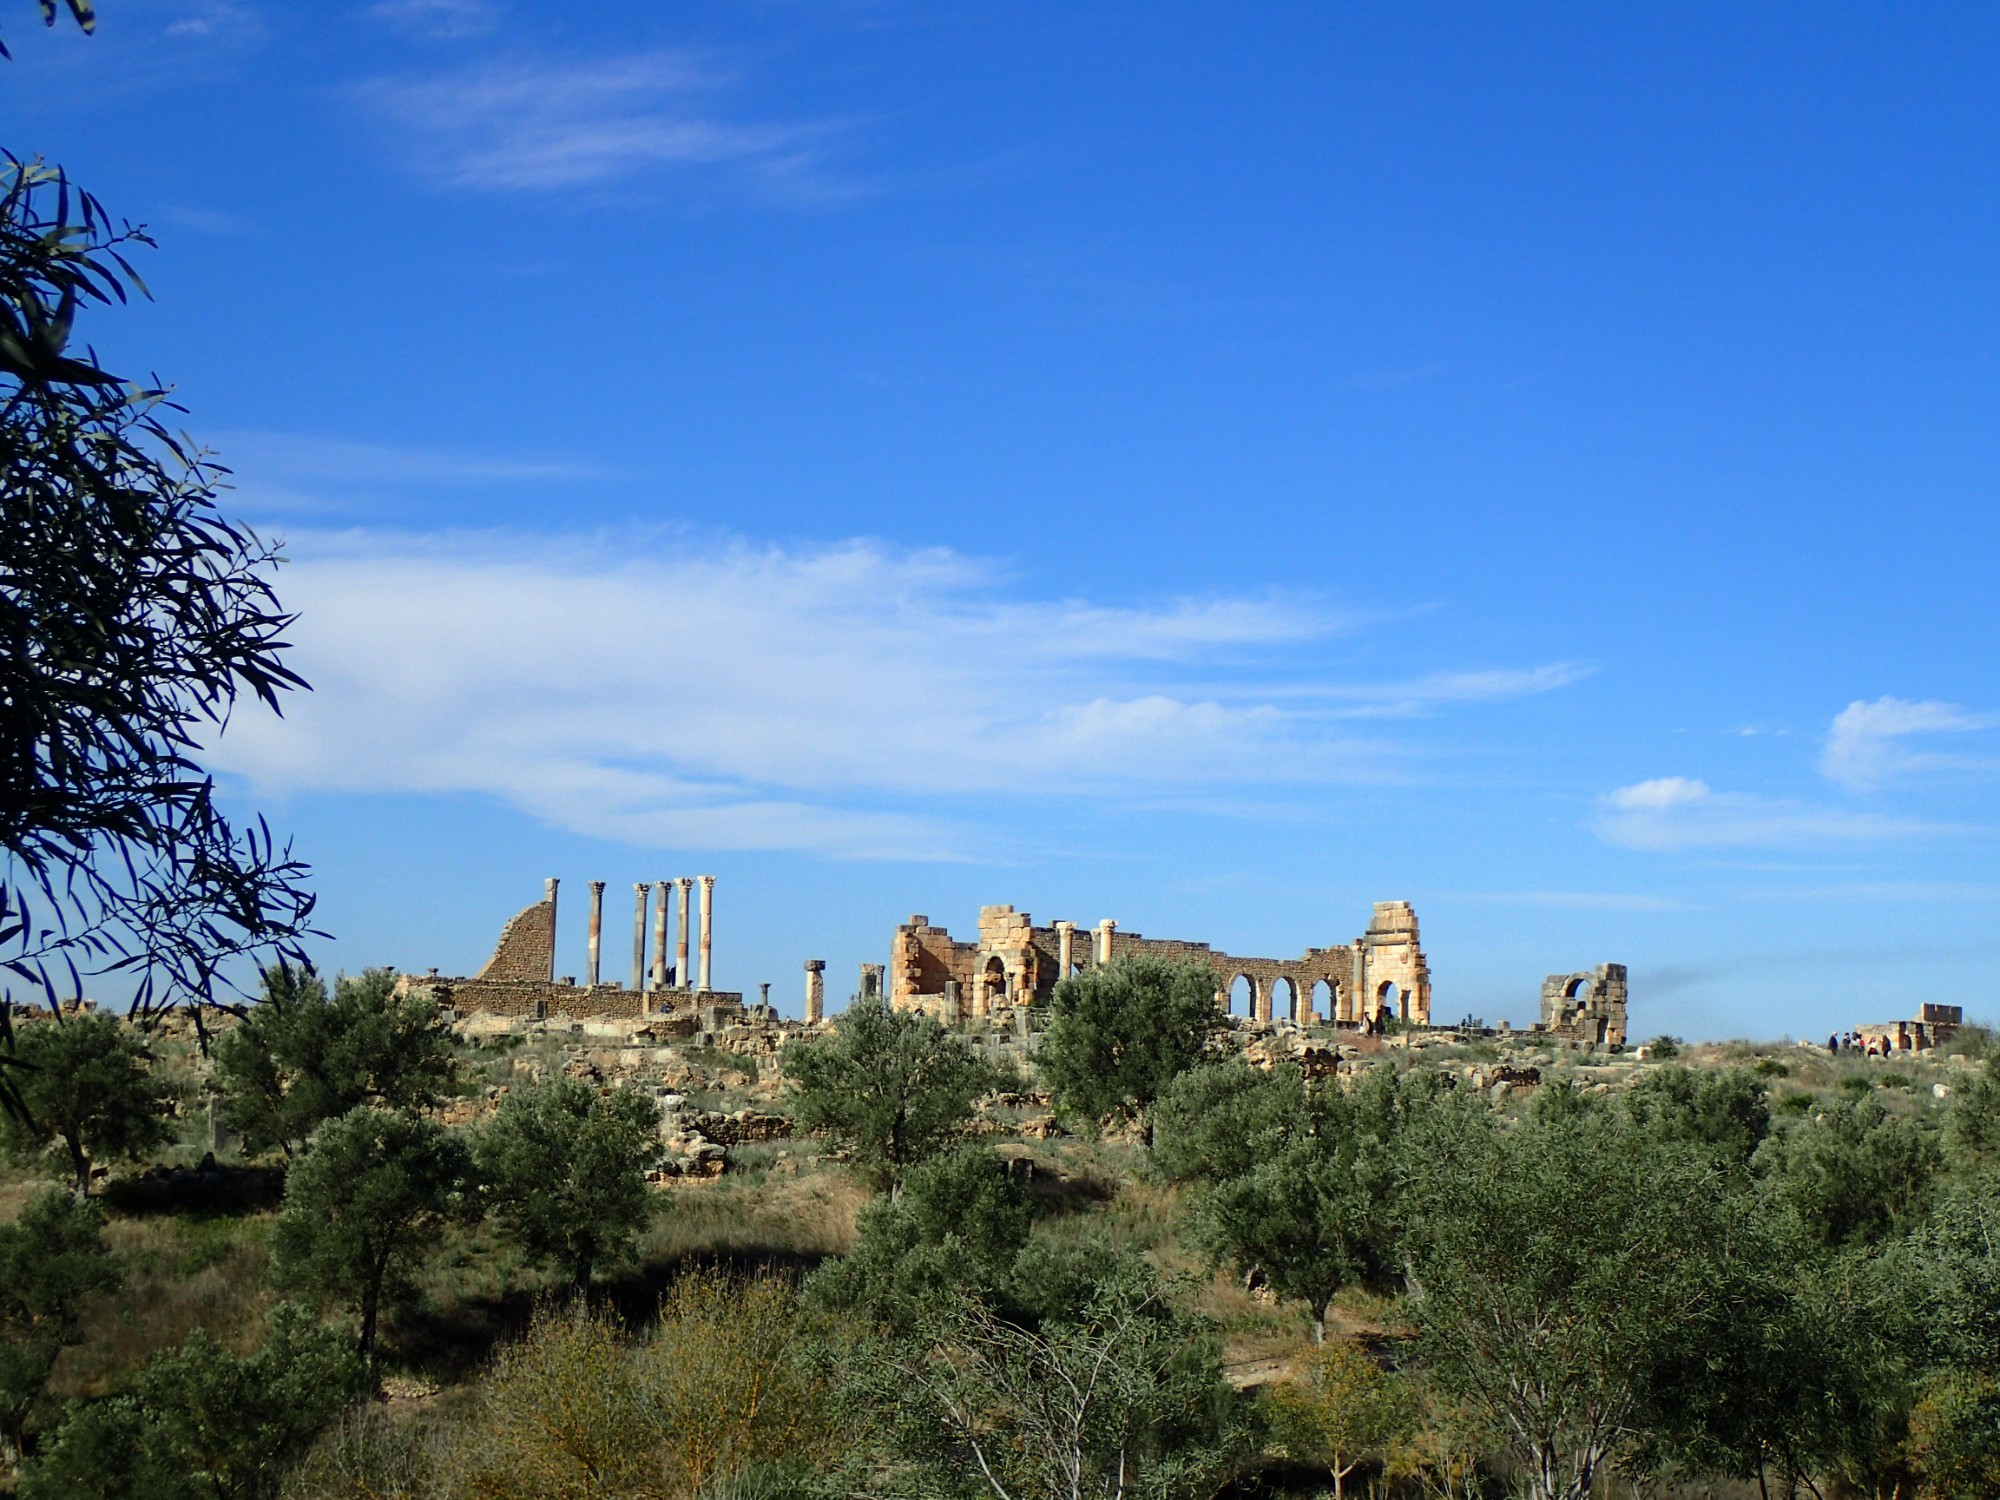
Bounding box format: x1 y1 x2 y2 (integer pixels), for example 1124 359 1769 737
359 1275 381 1360
64 1132 90 1198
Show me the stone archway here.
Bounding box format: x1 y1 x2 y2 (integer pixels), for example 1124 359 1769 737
981 955 1007 1014
1310 978 1333 1025
1378 980 1403 1023
1229 973 1257 1019
1269 975 1299 1024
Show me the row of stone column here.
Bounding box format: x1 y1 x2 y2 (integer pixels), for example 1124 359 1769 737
567 875 716 992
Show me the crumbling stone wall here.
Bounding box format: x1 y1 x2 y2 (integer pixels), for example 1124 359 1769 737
1855 1003 1962 1054
1538 964 1628 1048
476 895 556 983
890 900 1432 1027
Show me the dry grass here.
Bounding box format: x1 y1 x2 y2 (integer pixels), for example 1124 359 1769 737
54 1210 279 1398
641 1163 867 1265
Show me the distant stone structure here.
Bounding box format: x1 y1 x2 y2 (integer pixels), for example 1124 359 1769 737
416 877 743 1021
1853 1003 1962 1055
1536 964 1629 1048
889 901 1431 1027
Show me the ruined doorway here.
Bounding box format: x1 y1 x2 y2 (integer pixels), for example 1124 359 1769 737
1229 974 1256 1018
981 955 1007 1013
1378 981 1402 1023
1269 976 1298 1024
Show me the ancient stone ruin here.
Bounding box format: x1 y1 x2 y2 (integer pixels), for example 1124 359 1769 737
1851 1003 1962 1055
414 876 745 1022
1536 964 1629 1048
889 901 1432 1028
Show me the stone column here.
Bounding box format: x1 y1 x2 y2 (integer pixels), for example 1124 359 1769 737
759 982 771 1012
544 877 560 984
586 880 605 988
859 963 884 1000
943 979 961 1027
1055 921 1075 976
804 959 826 1024
675 878 692 990
632 884 648 992
697 875 715 991
1254 978 1271 1025
1095 919 1116 966
651 881 670 989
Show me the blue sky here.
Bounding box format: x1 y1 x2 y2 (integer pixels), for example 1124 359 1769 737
8 2 2000 1037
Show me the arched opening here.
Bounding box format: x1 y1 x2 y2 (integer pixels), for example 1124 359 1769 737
1229 974 1256 1018
1310 979 1333 1024
981 956 1007 1013
1377 980 1402 1023
1565 976 1592 1003
1269 976 1298 1024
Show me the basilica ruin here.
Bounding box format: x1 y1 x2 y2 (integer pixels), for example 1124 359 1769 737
888 900 1434 1027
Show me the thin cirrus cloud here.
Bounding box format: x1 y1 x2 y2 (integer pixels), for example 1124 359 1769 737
213 430 603 517
201 525 1585 860
352 53 840 198
364 0 498 40
1821 695 1999 792
1592 776 1953 852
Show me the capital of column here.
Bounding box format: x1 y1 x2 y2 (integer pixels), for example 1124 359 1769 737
805 959 826 972
676 876 693 895
697 874 716 892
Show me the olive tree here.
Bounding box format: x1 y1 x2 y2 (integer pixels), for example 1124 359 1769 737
215 966 459 1156
785 996 997 1192
1037 957 1226 1140
0 1187 117 1461
0 151 313 1115
1152 1060 1434 1341
475 1076 659 1293
0 1010 171 1192
1398 1091 1753 1500
270 1108 476 1358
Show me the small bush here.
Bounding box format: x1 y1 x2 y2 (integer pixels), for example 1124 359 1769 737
1755 1058 1791 1079
1644 1036 1681 1059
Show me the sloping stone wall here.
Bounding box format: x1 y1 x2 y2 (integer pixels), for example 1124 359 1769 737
475 897 555 983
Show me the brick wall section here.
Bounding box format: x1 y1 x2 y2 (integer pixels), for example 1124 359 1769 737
474 898 556 983
427 977 744 1021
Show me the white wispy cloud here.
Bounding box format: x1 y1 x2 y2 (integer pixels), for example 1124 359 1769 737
1822 696 1998 792
365 0 498 39
1280 663 1591 717
204 526 1577 859
353 53 838 197
212 431 600 517
1593 776 1953 851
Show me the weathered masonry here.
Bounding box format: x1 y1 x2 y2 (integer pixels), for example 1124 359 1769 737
1537 964 1629 1048
889 901 1432 1027
417 877 743 1021
1854 1003 1962 1055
